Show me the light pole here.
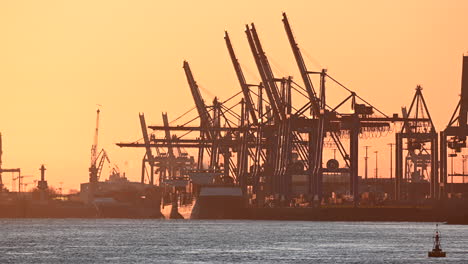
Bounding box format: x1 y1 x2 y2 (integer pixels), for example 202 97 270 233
449 153 457 197
388 143 395 179
463 155 468 184
374 151 379 179
364 146 371 180
59 181 63 196
451 154 454 197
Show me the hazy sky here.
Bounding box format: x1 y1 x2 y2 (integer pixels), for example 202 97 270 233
1 1 468 192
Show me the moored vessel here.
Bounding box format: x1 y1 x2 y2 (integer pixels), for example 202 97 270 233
190 185 245 219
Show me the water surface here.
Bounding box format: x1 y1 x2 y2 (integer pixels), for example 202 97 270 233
0 219 467 263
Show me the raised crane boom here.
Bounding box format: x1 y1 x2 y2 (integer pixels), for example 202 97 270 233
224 31 258 125
459 56 468 130
282 12 321 115
139 113 156 185
183 60 219 169
245 24 283 122
162 112 174 158
182 61 213 133
90 109 100 166
249 23 284 121
96 149 110 182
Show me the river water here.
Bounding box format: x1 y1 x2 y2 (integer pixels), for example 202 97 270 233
0 219 467 263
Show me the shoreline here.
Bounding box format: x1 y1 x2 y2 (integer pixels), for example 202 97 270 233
2 201 466 224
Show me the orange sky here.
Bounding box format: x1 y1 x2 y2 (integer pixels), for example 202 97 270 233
1 1 468 192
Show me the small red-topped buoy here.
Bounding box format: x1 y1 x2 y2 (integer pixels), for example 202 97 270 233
428 224 446 258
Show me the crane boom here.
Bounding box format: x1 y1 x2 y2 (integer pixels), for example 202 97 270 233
182 61 213 133
183 60 219 170
96 149 110 182
139 113 155 164
139 113 155 184
459 56 468 130
245 25 282 122
224 31 258 125
250 23 285 121
162 112 174 158
90 109 100 166
282 12 321 115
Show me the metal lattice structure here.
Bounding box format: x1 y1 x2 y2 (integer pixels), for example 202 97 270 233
116 13 436 207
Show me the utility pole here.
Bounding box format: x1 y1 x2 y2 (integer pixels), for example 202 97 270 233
59 181 63 196
463 155 468 184
388 143 395 179
364 146 371 180
449 153 457 197
374 151 379 179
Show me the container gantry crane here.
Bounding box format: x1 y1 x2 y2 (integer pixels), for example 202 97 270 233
0 133 21 192
395 85 438 200
89 109 110 184
116 13 437 207
440 56 468 199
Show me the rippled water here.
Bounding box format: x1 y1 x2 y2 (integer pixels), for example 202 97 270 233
0 219 467 263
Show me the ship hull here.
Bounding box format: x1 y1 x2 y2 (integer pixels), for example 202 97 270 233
94 202 164 218
190 186 246 219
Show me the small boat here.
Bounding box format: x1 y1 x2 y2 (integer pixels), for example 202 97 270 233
428 224 446 258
